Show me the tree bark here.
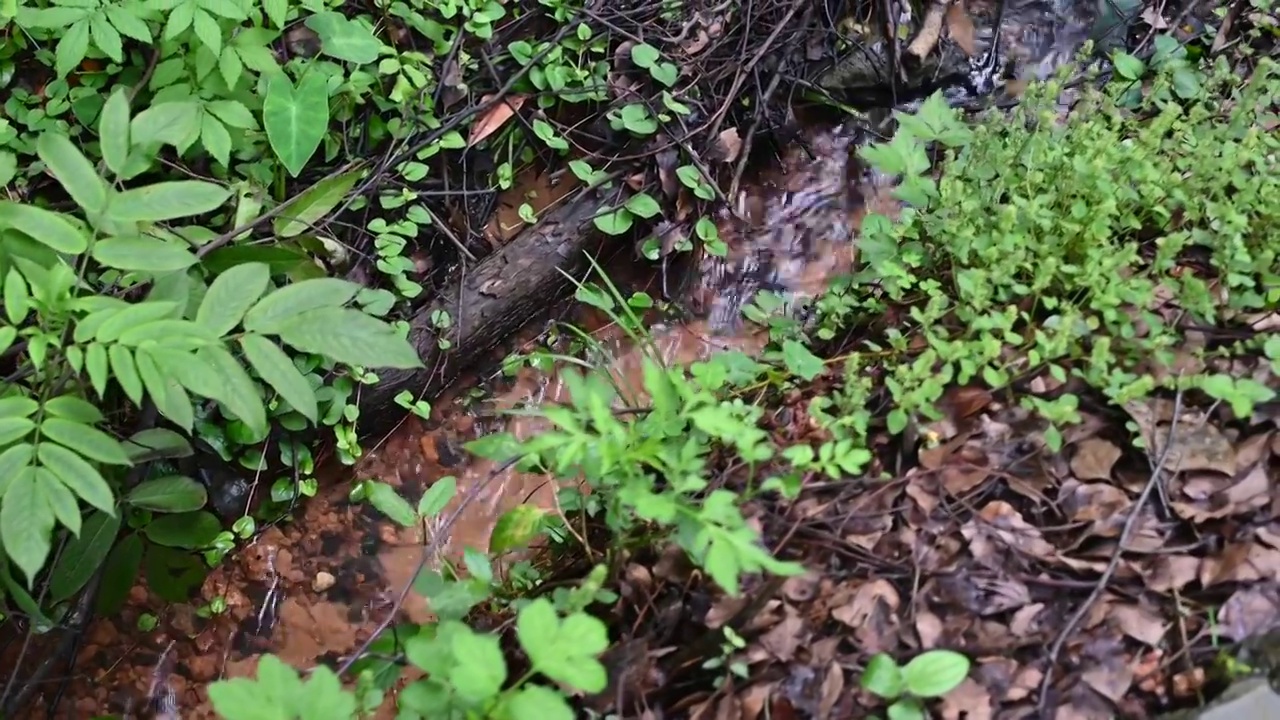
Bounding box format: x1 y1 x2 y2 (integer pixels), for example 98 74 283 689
355 189 611 439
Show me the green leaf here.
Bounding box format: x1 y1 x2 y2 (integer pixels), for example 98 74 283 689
205 100 257 130
49 509 121 602
272 170 361 238
201 112 232 167
200 346 268 435
239 334 318 422
144 510 221 549
489 505 545 554
198 261 272 336
274 307 424 369
780 339 825 381
95 532 142 614
1 467 55 584
39 417 132 466
1111 51 1144 80
105 5 152 42
37 441 117 513
109 344 143 404
448 629 508 703
902 650 970 698
305 11 381 64
624 193 662 219
593 208 633 235
85 342 109 398
93 235 199 272
123 428 194 463
630 43 659 68
364 481 416 527
89 12 123 61
504 684 574 720
43 394 105 424
516 599 609 693
130 100 201 150
417 476 456 518
263 72 330 178
37 131 109 214
861 653 905 698
108 180 232 222
95 301 180 343
128 475 207 512
0 443 35 498
56 19 90 77
242 277 361 334
191 7 221 55
4 266 30 325
40 467 82 536
0 395 39 419
262 0 286 28
0 201 89 253
0 417 35 445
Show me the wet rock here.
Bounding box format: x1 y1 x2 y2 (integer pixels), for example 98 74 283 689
1157 677 1280 720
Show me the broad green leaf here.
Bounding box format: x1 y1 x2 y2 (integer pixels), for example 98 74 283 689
0 395 39 419
205 99 257 130
56 19 90 77
117 319 219 347
136 349 196 433
242 277 361 333
625 192 662 219
0 201 89 253
448 630 507 703
191 7 221 55
39 417 132 466
201 112 232 167
516 599 609 693
144 510 221 549
130 99 201 150
1 467 54 584
0 443 34 498
89 12 123 61
292 665 358 720
95 532 142 614
42 394 104 424
37 131 109 214
272 170 361 238
38 441 119 513
108 180 232 222
0 416 35 445
0 553 52 628
262 0 286 28
240 334 318 422
274 307 423 369
96 301 179 343
305 11 381 64
197 261 271 336
262 72 330 178
207 679 277 720
861 653 905 698
4 266 29 324
128 475 207 512
85 342 110 398
781 339 825 381
364 481 416 527
108 344 143 404
201 346 268 435
105 5 152 42
93 235 199 272
40 467 82 536
49 510 121 602
489 505 545 554
417 475 456 518
902 650 970 698
123 428 193 463
503 684 574 720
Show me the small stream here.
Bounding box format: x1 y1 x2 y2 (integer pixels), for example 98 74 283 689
21 1 1121 714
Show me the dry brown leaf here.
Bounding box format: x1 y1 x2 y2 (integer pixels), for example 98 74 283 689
939 678 993 720
1219 585 1280 641
466 94 527 147
1145 554 1200 592
1070 438 1123 480
1110 603 1168 646
1080 657 1135 704
739 683 773 720
713 128 743 163
963 501 1057 562
1060 481 1131 539
757 607 805 661
829 579 900 652
1009 603 1046 637
914 609 944 648
817 664 845 720
1141 6 1170 29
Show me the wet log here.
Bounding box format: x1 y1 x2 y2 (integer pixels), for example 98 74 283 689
355 190 611 439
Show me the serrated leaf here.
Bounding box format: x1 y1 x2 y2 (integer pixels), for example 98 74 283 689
201 112 232 167
1 467 54 584
49 510 121 602
93 235 199 272
128 475 208 512
272 170 361 238
242 277 361 333
197 262 271 336
108 180 232 222
364 481 416 527
37 441 120 514
37 131 109 215
123 428 194 463
0 200 89 253
274 307 423 369
239 334 318 422
130 99 201 150
144 510 221 549
39 417 132 466
108 344 143 404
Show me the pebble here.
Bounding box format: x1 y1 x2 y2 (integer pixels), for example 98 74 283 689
312 571 336 593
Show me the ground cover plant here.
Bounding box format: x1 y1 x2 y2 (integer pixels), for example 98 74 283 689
0 0 1278 717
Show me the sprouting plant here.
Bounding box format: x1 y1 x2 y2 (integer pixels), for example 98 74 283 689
860 650 971 720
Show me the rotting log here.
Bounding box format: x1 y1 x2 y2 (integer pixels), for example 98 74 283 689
355 189 612 439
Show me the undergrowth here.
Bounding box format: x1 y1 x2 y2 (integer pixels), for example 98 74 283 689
211 49 1279 720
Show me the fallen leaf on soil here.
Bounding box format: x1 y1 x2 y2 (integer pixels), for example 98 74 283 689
467 95 528 147
757 607 805 661
1218 585 1280 641
1145 554 1200 592
940 677 993 720
828 579 900 652
713 128 743 163
1110 602 1168 645
817 663 845 719
1141 6 1170 28
964 501 1057 563
1060 480 1131 539
1070 438 1123 480
945 0 979 56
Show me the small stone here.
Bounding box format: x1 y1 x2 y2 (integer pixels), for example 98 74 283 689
312 571 336 593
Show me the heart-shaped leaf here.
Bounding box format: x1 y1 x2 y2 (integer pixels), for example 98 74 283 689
263 73 330 178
